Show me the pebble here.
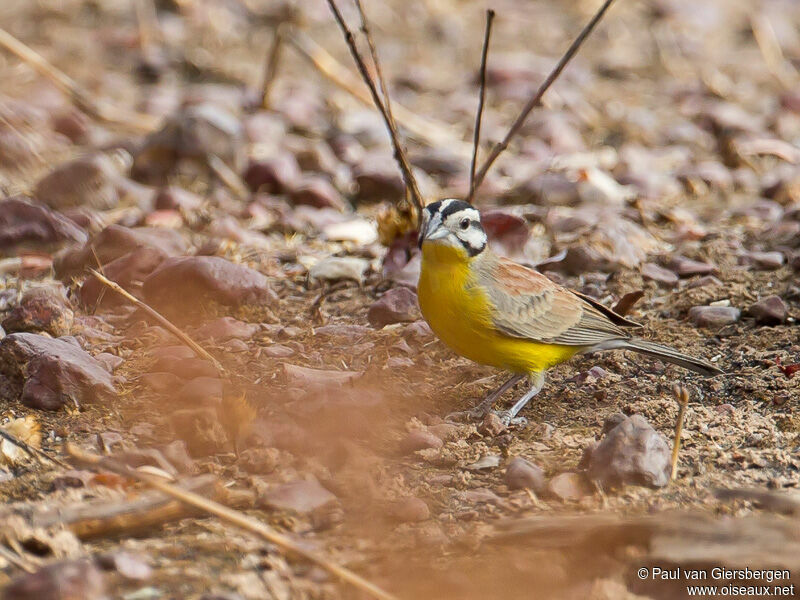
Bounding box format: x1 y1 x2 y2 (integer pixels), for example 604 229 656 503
55 224 186 278
505 457 546 493
238 447 280 474
95 352 124 372
740 250 785 270
641 262 679 287
160 440 195 474
688 305 741 328
243 154 301 194
283 364 362 390
388 497 430 523
2 559 106 600
368 287 420 328
0 333 115 410
400 429 443 454
289 177 347 211
2 285 74 337
323 219 379 245
0 197 87 249
96 552 153 581
194 317 259 342
79 247 168 309
142 256 277 323
546 472 593 501
478 412 507 437
386 356 414 368
687 275 723 289
258 477 337 514
747 295 787 325
353 153 405 202
34 152 124 210
670 255 716 277
261 344 295 358
308 256 369 284
587 413 671 488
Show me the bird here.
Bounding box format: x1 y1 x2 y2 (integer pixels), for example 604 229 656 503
416 198 722 424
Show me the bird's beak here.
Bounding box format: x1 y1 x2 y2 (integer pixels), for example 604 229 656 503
423 225 449 243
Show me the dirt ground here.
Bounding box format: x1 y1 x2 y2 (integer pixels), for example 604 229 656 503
1 0 800 598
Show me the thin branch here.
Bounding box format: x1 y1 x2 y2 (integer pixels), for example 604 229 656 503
261 22 288 109
66 444 398 600
207 153 249 201
468 9 495 203
325 0 424 225
0 27 159 133
472 0 617 194
353 0 395 132
88 269 225 375
670 384 690 481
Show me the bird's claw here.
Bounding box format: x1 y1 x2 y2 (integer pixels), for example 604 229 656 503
494 411 528 428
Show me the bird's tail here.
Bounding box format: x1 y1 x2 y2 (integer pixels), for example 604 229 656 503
593 338 723 376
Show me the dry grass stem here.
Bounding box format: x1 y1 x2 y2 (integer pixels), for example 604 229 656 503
670 384 690 481
66 444 398 600
261 22 288 108
207 154 250 201
0 27 160 133
468 9 495 202
0 427 69 469
88 269 225 374
327 0 424 224
471 0 618 194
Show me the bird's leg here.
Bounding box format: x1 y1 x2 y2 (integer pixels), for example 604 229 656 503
446 373 525 422
497 371 545 426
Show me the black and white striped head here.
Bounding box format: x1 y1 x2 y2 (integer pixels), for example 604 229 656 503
419 199 487 257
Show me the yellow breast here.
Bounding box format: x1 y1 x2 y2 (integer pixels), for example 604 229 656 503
417 243 579 374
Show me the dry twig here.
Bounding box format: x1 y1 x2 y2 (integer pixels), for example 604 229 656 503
327 0 423 224
0 27 159 133
670 384 690 481
0 427 69 469
468 9 495 203
88 269 225 374
207 154 250 201
261 22 288 108
67 444 398 600
471 0 618 194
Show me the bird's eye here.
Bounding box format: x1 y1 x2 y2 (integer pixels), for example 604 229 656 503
459 218 470 230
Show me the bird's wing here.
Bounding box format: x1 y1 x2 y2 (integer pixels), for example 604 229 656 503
478 257 630 346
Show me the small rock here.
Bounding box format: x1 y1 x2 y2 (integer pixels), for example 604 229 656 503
142 256 277 323
151 356 218 379
0 333 115 410
243 154 301 194
460 488 502 504
353 154 405 202
259 477 337 514
386 356 414 368
323 219 378 245
2 285 74 337
403 320 433 341
2 559 106 600
505 457 546 493
641 262 679 287
740 250 785 270
289 177 347 211
132 103 245 184
140 372 184 394
51 470 95 490
388 497 430 522
478 412 507 437
88 354 121 377
154 186 203 211
466 454 502 470
169 407 229 456
308 256 369 284
670 255 716 277
368 288 420 329
747 295 787 325
261 344 295 358
283 364 361 390
687 275 723 289
194 317 259 342
400 430 443 454
688 305 741 328
79 247 168 309
587 414 671 488
34 153 126 210
427 423 460 441
55 225 186 278
160 440 195 473
547 472 593 501
239 447 280 474
96 551 152 581
0 197 87 250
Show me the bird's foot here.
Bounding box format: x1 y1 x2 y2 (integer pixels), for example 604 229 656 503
445 407 489 423
494 410 528 428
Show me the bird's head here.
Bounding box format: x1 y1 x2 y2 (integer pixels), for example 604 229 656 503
419 199 487 258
